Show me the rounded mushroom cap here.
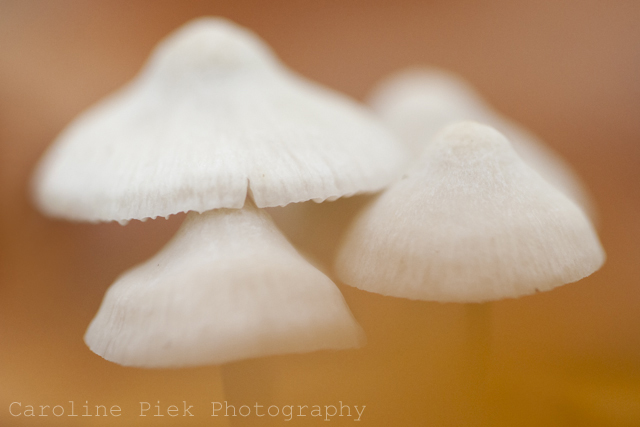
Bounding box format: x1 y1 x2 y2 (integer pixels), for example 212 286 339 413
335 122 605 303
368 67 597 220
369 68 487 154
85 202 364 368
146 17 278 76
33 18 407 223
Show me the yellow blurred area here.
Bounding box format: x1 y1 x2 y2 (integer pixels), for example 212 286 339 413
1 1 639 426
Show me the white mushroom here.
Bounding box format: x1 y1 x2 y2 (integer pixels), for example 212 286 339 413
85 201 364 367
32 18 407 367
33 17 407 223
335 122 605 303
368 68 596 220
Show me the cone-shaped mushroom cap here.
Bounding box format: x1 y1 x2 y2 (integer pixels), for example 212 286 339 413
85 201 364 367
335 122 605 303
369 68 596 219
33 17 406 223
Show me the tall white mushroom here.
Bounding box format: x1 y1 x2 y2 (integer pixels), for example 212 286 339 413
369 68 596 220
335 122 605 302
32 18 408 366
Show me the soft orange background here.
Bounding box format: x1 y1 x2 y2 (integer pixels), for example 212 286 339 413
1 1 639 426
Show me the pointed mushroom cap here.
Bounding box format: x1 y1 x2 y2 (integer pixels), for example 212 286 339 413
85 201 364 368
33 17 406 223
368 68 596 219
335 122 605 303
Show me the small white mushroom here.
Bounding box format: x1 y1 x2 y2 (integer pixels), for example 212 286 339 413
368 68 596 220
33 17 406 223
85 201 364 367
335 122 605 303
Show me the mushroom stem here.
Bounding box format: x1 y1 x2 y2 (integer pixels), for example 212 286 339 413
464 303 493 424
465 303 492 380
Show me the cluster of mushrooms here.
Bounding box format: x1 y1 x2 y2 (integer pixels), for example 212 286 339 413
32 18 604 368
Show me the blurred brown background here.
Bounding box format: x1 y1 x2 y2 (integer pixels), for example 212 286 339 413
1 0 639 426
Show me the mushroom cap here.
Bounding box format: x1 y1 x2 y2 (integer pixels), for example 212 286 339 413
335 122 605 303
33 18 406 223
85 201 364 368
368 68 596 220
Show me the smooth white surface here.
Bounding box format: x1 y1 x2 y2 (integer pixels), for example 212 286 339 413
369 68 596 219
85 202 364 367
33 18 406 222
336 122 605 302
